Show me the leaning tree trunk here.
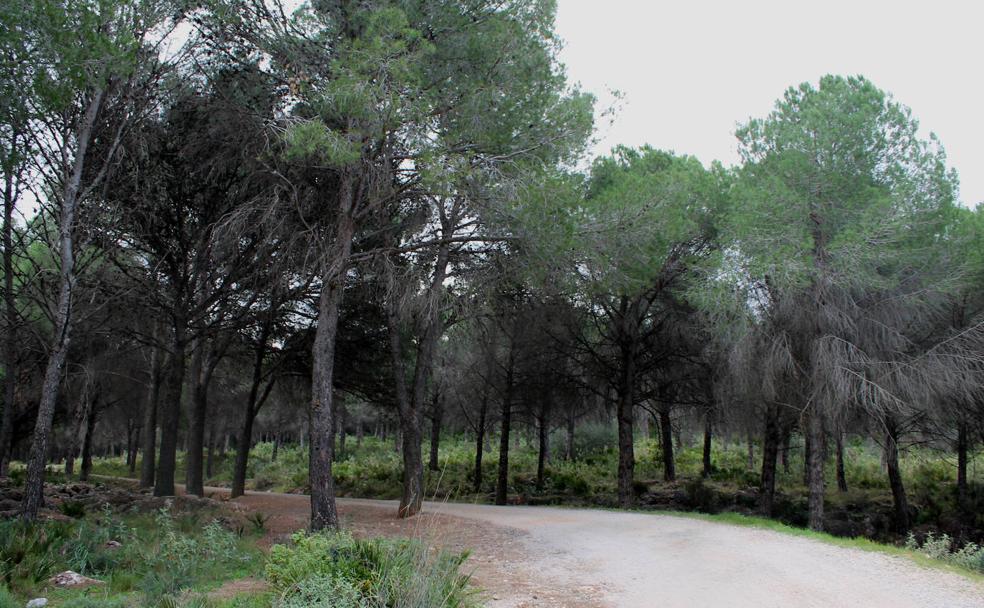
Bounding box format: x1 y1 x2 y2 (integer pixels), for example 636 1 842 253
884 416 910 533
760 405 781 515
834 431 848 492
155 321 188 497
495 342 516 506
389 224 451 518
659 406 675 482
139 343 163 488
20 89 105 520
806 408 826 531
309 192 356 532
231 317 273 498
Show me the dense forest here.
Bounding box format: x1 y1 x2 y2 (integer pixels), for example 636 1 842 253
2 0 983 563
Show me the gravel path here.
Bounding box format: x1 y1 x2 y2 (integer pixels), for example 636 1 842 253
200 485 984 607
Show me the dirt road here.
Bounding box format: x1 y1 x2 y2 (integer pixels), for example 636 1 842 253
207 486 984 608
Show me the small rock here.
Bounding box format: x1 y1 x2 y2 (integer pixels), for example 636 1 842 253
105 540 122 549
26 599 48 608
48 570 105 588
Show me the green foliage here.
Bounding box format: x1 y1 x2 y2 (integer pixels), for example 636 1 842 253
60 499 87 519
0 586 16 608
267 531 474 608
906 533 984 573
0 506 257 603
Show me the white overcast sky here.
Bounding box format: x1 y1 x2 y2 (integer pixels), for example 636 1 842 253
555 0 983 206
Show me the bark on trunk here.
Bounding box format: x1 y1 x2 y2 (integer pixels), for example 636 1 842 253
536 397 551 491
231 318 274 498
659 407 675 482
308 189 356 531
806 409 826 531
139 343 163 488
702 412 713 478
957 421 968 504
185 342 210 497
495 342 516 506
155 322 187 497
0 130 19 476
760 405 781 515
21 89 105 520
387 213 452 518
565 406 576 461
780 427 791 474
79 405 97 482
429 392 442 472
473 393 487 493
835 431 848 492
884 416 910 533
205 418 216 479
616 296 639 508
126 421 139 476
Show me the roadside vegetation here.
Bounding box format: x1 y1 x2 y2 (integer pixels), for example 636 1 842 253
0 483 475 608
92 430 984 551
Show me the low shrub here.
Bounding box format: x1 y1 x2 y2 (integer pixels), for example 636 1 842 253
906 532 984 573
267 531 475 608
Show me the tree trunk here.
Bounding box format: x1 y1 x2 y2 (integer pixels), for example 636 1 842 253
760 405 781 515
127 421 139 476
79 405 97 482
659 407 675 482
884 416 910 533
185 342 209 496
473 393 487 493
565 406 576 461
308 194 356 532
835 431 848 492
747 433 755 471
205 418 216 480
806 409 826 531
429 392 442 472
957 421 968 504
140 343 163 488
536 397 551 491
21 89 105 520
155 322 187 497
616 299 639 507
495 342 516 506
0 130 19 477
702 412 713 478
780 427 791 474
231 317 274 499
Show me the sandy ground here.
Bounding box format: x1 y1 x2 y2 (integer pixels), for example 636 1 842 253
200 486 984 607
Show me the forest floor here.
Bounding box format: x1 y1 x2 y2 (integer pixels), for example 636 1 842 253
176 483 984 608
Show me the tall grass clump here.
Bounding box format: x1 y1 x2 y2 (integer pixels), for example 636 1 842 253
266 531 476 608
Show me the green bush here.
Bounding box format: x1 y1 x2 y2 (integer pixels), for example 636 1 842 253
266 531 475 608
0 586 17 608
906 532 984 573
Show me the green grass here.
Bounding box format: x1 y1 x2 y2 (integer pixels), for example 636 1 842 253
658 509 984 583
0 504 265 607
